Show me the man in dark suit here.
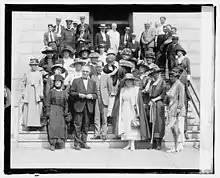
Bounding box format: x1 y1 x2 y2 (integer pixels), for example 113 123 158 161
76 16 92 36
95 24 110 51
120 27 132 47
166 34 182 71
53 17 65 54
70 65 98 150
76 26 92 57
44 24 59 51
127 33 140 59
61 19 76 51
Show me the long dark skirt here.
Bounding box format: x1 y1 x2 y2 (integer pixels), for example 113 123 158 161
152 100 165 139
111 92 120 136
48 105 67 145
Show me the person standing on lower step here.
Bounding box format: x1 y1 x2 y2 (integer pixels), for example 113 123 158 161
70 65 98 150
166 67 186 153
46 75 69 151
91 61 113 140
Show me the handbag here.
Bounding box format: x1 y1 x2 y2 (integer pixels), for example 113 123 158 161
130 93 140 128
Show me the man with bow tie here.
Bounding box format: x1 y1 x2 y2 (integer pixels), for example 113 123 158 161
61 19 76 51
54 17 65 54
70 65 98 150
95 24 110 52
44 24 59 51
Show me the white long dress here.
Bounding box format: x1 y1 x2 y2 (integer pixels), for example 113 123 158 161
120 87 141 140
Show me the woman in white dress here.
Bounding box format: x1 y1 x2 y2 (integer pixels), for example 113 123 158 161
118 73 150 151
22 58 44 127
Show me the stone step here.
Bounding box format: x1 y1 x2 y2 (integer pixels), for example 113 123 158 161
17 139 199 149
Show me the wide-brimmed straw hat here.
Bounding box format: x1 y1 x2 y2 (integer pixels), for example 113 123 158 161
119 60 135 69
121 73 138 83
148 64 162 75
107 49 116 56
169 67 181 77
70 58 86 67
122 48 132 56
175 45 187 56
41 46 56 54
62 46 74 54
54 74 64 82
89 52 100 58
145 51 155 59
29 58 39 65
51 63 66 74
137 60 150 70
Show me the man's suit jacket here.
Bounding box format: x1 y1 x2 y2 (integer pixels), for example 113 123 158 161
91 73 113 106
76 23 92 35
53 25 65 36
70 77 98 113
95 32 110 50
120 34 132 46
43 31 59 46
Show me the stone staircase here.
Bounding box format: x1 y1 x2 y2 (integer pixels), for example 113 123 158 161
16 70 200 149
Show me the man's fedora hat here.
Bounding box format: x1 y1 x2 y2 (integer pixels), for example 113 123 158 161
99 24 107 28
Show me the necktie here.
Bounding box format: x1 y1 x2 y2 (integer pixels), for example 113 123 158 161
57 25 60 34
50 32 53 42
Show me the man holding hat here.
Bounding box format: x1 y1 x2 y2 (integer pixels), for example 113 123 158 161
44 23 59 51
107 23 120 54
127 33 140 59
120 27 132 47
54 17 65 53
76 26 92 57
140 21 156 54
76 16 91 36
95 24 110 51
61 18 76 51
166 34 182 71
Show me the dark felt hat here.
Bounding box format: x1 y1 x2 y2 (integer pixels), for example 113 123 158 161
54 74 64 82
175 45 187 56
98 44 105 48
41 46 56 54
79 47 91 56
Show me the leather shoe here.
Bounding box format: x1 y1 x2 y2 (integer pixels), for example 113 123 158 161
91 136 101 139
81 144 91 149
50 145 55 151
102 135 107 140
74 145 81 150
184 132 189 139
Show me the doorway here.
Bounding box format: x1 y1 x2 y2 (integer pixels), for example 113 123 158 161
90 7 132 45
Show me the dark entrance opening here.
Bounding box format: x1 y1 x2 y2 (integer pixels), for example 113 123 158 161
90 7 132 46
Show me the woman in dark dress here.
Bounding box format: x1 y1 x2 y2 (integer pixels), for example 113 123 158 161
148 64 166 150
46 74 69 151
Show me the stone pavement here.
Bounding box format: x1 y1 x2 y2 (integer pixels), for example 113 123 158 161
11 143 200 169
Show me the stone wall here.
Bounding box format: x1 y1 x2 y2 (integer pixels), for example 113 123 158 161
133 13 201 94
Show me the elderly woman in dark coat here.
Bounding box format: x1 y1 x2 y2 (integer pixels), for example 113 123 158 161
148 64 166 150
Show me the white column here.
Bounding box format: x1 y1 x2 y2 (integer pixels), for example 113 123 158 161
200 6 214 173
